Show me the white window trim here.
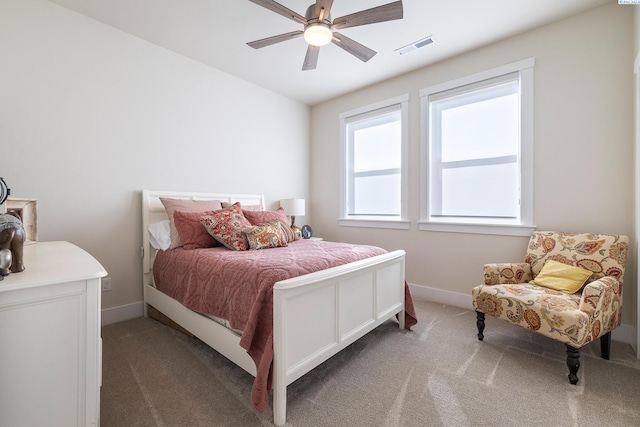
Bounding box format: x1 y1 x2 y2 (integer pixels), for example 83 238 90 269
419 58 535 237
339 94 410 230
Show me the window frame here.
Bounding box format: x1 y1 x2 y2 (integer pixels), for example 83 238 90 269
419 58 535 236
339 94 409 229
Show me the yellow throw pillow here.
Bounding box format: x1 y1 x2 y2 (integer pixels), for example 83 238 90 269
530 260 593 293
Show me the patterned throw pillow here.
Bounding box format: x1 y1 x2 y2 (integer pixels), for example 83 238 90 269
199 204 252 251
242 207 301 242
278 221 300 243
173 209 220 250
244 221 289 250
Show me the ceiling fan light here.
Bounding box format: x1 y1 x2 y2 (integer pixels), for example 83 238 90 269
304 23 332 47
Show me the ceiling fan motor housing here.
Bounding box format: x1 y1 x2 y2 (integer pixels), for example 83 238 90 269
304 4 332 46
305 3 331 22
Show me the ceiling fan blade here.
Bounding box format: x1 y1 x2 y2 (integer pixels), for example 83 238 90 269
331 32 377 63
247 30 304 49
302 45 320 71
248 0 306 24
332 1 403 30
314 0 334 20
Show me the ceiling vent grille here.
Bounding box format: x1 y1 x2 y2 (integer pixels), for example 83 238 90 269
395 36 435 55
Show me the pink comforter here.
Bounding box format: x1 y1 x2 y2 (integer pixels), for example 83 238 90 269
153 239 417 412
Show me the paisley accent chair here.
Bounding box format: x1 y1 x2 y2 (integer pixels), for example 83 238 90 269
472 231 628 384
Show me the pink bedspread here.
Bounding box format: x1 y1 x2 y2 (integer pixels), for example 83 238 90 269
153 239 417 412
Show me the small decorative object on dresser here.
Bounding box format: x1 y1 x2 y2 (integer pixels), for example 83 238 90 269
5 198 38 244
0 178 30 278
0 177 10 281
0 212 26 277
0 248 10 280
0 177 9 206
301 224 312 239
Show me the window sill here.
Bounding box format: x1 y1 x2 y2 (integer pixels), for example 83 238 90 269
339 217 410 230
418 220 536 237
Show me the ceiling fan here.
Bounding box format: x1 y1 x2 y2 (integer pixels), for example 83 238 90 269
247 0 403 71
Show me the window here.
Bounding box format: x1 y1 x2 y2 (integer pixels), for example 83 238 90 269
340 95 409 229
420 58 535 236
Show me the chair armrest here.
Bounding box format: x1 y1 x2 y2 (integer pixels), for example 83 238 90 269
483 263 533 285
579 277 621 316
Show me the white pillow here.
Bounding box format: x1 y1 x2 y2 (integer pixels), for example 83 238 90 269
148 220 171 251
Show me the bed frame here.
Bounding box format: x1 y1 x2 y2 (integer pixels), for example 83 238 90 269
141 190 406 425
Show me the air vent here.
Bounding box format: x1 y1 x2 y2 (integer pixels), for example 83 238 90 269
395 36 435 56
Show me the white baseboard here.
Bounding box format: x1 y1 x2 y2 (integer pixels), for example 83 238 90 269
407 283 635 346
408 282 473 309
103 285 636 348
101 301 145 326
613 324 635 346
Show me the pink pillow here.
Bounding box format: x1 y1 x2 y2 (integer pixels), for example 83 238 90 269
199 204 252 251
243 207 287 225
160 197 223 249
173 210 220 250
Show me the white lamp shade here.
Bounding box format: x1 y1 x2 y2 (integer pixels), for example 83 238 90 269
279 199 305 217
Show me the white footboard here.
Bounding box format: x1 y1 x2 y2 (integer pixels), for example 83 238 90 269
271 250 406 426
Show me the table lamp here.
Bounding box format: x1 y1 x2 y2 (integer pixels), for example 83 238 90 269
279 198 305 234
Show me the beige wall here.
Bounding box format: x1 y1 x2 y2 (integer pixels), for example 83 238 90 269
310 3 636 329
636 5 640 56
0 0 310 313
634 4 640 351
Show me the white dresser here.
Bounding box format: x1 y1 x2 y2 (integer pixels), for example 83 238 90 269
0 241 107 427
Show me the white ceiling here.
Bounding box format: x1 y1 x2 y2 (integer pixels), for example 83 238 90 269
49 0 610 105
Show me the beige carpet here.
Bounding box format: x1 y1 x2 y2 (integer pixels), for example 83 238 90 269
101 300 640 426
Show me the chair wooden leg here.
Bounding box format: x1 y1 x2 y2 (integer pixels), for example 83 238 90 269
600 332 611 360
566 345 580 385
476 311 485 341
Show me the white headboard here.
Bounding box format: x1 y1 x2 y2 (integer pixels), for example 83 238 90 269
141 190 265 285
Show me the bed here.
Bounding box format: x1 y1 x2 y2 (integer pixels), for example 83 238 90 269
141 189 417 425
